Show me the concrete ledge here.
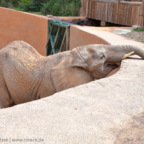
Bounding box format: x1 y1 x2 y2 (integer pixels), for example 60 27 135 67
70 25 144 49
0 58 144 144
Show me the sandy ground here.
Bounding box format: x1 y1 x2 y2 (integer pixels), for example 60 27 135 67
115 31 144 144
121 31 144 44
115 113 144 144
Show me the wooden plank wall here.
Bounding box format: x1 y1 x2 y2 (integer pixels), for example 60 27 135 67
117 2 143 26
80 0 89 16
107 2 119 23
81 0 144 26
141 0 144 26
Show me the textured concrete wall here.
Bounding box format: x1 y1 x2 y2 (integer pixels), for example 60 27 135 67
69 25 109 49
70 25 144 49
0 7 48 55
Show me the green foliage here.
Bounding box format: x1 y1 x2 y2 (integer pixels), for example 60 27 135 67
11 0 20 7
0 0 13 8
134 27 144 32
30 0 48 12
19 0 31 11
41 0 81 16
0 0 81 16
41 0 59 15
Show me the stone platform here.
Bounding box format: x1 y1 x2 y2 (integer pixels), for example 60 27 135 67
0 58 144 144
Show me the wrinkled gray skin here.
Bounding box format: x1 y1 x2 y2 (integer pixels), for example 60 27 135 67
0 41 144 108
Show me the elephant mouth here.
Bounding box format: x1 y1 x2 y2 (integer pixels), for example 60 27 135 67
106 51 135 68
90 62 119 79
105 62 120 69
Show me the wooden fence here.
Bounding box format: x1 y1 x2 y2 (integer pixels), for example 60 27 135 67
80 0 144 26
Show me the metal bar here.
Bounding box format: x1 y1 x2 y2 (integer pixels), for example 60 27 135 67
46 19 71 55
53 27 60 53
59 31 67 52
49 23 53 35
49 35 54 47
46 24 54 55
65 28 69 51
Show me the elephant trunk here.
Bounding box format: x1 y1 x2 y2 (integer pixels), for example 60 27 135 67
106 45 144 63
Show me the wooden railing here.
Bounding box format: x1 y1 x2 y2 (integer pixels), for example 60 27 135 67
80 0 144 26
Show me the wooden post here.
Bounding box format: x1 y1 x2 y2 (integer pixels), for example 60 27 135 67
142 0 144 27
116 0 120 24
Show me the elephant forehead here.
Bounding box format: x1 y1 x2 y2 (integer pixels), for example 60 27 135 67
95 49 106 56
74 45 107 61
75 47 92 60
86 47 106 59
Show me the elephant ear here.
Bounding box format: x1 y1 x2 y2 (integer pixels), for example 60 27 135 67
51 57 93 92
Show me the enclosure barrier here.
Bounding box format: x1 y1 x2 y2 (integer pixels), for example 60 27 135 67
46 20 71 55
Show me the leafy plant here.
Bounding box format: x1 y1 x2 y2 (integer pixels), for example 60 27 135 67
0 0 13 8
11 0 20 7
41 0 81 16
0 0 81 16
19 0 31 11
29 0 48 12
134 27 144 32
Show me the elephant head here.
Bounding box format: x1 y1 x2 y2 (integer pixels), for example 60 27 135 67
51 44 144 91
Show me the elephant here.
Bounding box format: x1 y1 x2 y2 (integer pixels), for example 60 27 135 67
0 40 144 108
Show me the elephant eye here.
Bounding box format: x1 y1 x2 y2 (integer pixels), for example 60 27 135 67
100 53 105 59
